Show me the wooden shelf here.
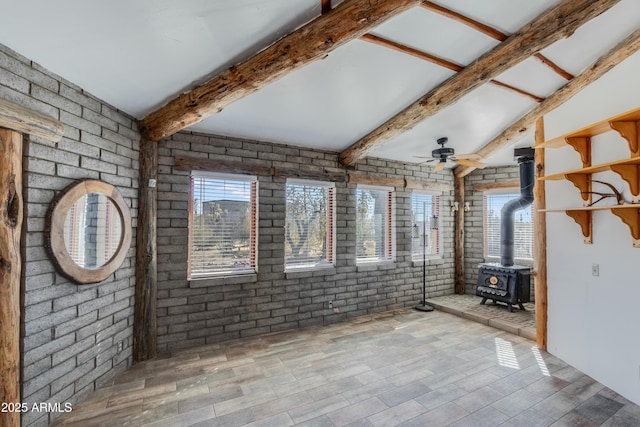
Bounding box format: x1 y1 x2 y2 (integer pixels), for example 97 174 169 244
535 107 640 163
538 107 640 246
539 204 640 248
539 157 640 203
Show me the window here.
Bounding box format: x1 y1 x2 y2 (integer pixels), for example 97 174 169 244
411 192 441 260
483 192 534 260
189 172 258 278
285 180 335 270
356 186 394 263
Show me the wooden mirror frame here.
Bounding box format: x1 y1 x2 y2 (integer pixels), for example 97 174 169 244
45 179 132 284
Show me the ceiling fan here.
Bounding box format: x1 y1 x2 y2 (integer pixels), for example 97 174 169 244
414 137 486 171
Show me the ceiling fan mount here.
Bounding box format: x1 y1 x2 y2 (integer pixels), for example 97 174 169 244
431 137 455 161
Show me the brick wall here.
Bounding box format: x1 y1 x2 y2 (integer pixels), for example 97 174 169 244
0 43 139 426
463 166 535 295
156 132 456 352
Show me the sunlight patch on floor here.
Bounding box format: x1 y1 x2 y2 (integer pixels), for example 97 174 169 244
495 337 520 369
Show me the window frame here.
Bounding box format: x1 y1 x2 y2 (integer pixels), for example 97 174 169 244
483 189 534 261
410 191 442 261
284 178 336 271
355 184 395 264
188 171 258 280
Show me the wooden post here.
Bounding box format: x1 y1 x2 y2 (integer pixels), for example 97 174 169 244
134 138 158 362
454 173 465 294
534 118 548 350
0 128 23 427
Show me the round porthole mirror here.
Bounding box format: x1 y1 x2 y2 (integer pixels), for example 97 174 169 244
46 180 132 284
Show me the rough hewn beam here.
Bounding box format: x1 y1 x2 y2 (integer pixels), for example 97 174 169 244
0 98 63 143
140 0 422 141
0 128 22 427
455 27 640 178
534 117 548 350
360 33 543 103
134 138 158 362
422 2 574 80
339 0 620 167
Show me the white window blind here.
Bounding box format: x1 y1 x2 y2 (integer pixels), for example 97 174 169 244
411 192 441 260
483 192 534 260
285 180 335 270
356 187 394 262
189 173 257 278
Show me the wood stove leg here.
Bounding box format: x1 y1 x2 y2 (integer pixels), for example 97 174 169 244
507 303 513 313
518 303 526 311
480 297 487 305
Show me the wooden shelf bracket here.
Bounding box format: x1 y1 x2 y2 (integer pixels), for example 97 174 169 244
565 173 591 204
610 119 639 157
609 164 640 203
565 136 591 167
565 210 592 244
610 207 640 248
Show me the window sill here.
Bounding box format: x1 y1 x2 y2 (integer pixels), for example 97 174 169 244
189 273 257 288
356 260 396 272
285 266 336 279
412 257 444 267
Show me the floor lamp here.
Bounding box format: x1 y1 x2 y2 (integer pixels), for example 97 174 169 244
415 201 434 312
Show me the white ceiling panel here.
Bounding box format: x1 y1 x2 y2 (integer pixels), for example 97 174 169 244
539 0 640 76
494 57 568 99
190 39 456 151
0 0 320 118
371 83 537 165
370 7 499 66
432 0 560 34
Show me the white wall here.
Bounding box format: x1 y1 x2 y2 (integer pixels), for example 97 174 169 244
544 50 640 405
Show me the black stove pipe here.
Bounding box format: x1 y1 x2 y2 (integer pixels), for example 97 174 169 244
500 149 535 266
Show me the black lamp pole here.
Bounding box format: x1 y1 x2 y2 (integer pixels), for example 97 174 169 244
416 201 433 312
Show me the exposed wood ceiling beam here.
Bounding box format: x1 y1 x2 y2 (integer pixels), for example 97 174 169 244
454 27 640 179
140 0 421 142
339 0 621 167
360 33 543 103
422 1 575 81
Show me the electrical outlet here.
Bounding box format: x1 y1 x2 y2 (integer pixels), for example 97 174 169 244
117 341 123 353
328 300 333 308
592 264 599 277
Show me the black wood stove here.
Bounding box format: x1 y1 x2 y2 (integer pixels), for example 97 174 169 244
476 148 534 312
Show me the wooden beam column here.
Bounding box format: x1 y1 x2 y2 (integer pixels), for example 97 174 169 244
534 118 548 350
0 128 23 427
134 138 158 362
454 173 465 294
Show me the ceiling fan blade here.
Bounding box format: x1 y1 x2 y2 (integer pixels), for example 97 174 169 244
413 156 435 160
455 158 486 169
434 162 446 172
451 153 482 160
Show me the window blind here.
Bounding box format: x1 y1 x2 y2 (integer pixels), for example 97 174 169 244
189 174 257 278
411 193 441 259
483 192 534 260
356 187 394 262
285 181 335 269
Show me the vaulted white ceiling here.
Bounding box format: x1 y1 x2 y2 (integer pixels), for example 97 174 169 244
0 0 638 167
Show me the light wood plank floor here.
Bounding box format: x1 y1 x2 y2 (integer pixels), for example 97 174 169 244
52 309 639 426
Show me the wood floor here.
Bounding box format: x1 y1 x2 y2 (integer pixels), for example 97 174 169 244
51 309 640 426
